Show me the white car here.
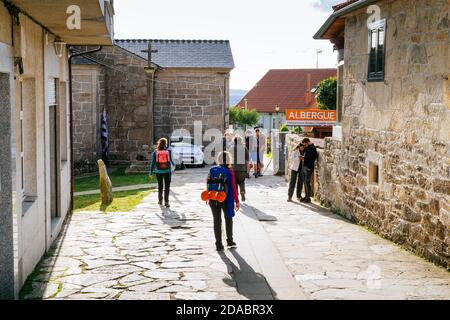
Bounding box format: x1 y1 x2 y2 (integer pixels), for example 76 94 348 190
170 136 205 168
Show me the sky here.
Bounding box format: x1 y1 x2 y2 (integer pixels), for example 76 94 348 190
113 0 342 91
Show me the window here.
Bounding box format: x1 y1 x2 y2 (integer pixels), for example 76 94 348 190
367 19 386 82
19 81 24 194
59 82 68 161
48 78 60 218
19 78 37 201
369 162 379 185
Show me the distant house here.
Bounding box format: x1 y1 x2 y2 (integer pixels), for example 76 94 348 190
314 0 449 267
236 69 336 136
72 39 234 166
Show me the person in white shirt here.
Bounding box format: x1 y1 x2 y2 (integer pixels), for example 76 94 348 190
288 143 305 202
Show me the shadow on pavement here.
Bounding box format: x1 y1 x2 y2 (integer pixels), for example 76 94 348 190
155 206 188 229
240 203 277 222
218 249 278 300
20 213 75 299
294 201 350 222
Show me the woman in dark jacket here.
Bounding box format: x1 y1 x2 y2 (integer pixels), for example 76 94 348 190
149 138 175 207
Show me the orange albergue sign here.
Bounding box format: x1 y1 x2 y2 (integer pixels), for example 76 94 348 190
285 109 337 126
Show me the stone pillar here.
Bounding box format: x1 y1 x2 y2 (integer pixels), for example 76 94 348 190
271 130 287 176
0 73 15 299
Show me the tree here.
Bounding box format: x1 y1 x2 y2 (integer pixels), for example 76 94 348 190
280 124 289 132
315 76 337 110
228 107 259 127
229 106 241 125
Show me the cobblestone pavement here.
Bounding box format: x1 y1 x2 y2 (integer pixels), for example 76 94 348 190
24 167 450 300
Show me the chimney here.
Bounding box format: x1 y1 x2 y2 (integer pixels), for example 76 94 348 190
305 73 312 105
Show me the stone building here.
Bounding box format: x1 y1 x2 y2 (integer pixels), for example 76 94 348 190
72 39 234 166
313 0 449 267
236 69 336 136
0 0 114 298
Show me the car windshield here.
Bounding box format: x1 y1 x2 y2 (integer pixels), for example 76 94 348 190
171 137 194 146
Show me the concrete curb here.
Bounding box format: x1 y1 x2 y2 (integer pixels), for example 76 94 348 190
74 183 157 196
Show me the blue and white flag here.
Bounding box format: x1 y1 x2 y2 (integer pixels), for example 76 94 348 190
101 109 109 164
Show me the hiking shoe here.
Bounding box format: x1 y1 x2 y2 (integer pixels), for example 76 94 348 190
287 198 292 202
227 241 237 248
158 201 163 205
216 245 224 251
241 194 246 202
300 197 306 203
165 203 170 208
304 198 311 203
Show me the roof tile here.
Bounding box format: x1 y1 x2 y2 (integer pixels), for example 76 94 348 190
236 69 336 113
115 39 235 69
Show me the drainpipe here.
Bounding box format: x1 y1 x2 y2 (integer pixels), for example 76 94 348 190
68 46 102 211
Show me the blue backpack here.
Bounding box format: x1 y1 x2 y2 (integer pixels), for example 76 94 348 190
208 166 228 192
201 166 229 203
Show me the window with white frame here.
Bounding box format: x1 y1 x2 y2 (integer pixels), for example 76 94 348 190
20 78 38 201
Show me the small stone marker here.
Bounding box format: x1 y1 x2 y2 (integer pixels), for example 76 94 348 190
98 159 113 205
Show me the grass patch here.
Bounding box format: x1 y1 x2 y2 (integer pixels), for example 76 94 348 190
74 167 155 193
73 189 153 213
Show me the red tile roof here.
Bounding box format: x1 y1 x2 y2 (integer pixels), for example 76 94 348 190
332 0 359 11
236 69 336 113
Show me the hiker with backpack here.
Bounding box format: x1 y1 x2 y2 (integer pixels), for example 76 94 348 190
149 138 175 208
201 151 240 251
230 135 249 202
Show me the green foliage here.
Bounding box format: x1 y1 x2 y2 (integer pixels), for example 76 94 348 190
280 124 289 132
74 189 153 212
229 106 241 125
316 76 337 110
291 126 303 133
229 107 259 127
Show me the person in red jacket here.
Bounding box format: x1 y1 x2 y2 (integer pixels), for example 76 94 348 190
207 151 240 251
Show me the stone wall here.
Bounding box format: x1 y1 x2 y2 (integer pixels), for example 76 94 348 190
72 64 104 167
73 47 230 165
153 68 229 142
73 46 150 165
315 0 449 268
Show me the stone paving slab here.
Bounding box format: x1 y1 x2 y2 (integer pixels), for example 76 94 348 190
22 166 450 300
243 170 450 300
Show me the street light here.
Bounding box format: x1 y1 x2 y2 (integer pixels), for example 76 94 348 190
53 38 66 58
316 49 323 68
275 104 280 130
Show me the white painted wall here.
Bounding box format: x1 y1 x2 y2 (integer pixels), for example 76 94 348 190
1 23 71 291
0 41 21 298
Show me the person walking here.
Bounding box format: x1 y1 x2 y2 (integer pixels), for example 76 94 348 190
149 138 175 208
288 143 305 202
204 151 240 251
254 127 266 178
230 135 249 202
301 138 318 203
245 129 253 178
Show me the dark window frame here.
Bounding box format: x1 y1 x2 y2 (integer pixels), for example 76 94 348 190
367 19 386 82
